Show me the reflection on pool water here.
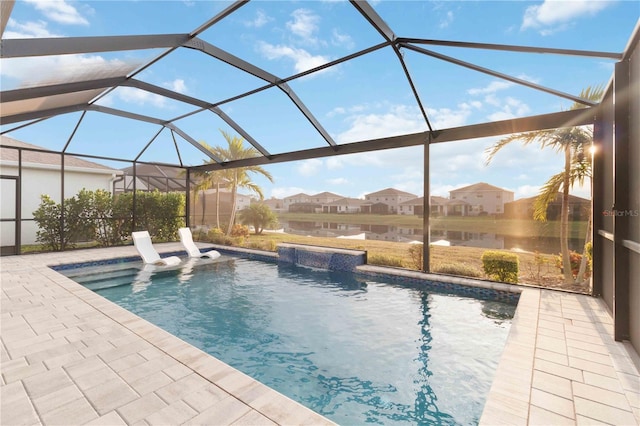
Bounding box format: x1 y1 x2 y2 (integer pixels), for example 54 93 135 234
61 257 517 426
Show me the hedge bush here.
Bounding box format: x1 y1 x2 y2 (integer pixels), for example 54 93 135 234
407 244 423 270
481 250 519 283
368 254 405 268
433 262 482 278
33 189 185 250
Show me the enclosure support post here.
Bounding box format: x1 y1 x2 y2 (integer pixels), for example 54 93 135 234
591 106 605 298
422 134 430 272
132 162 137 233
60 153 66 250
185 168 191 228
613 60 630 341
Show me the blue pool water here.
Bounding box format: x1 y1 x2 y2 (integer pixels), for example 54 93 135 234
61 256 516 425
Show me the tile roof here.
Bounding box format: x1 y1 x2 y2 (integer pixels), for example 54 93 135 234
365 187 419 198
1 136 118 172
450 182 513 193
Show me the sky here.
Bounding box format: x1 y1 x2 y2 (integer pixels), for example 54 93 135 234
2 0 638 201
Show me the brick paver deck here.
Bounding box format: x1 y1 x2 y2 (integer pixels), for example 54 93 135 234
1 245 638 425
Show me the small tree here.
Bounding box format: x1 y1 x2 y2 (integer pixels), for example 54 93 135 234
238 203 278 235
33 194 86 251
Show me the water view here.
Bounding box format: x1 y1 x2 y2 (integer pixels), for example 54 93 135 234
279 220 585 253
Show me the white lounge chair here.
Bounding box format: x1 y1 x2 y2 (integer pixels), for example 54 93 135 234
178 227 221 259
132 231 182 266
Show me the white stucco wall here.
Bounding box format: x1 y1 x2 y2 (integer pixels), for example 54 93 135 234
0 162 118 245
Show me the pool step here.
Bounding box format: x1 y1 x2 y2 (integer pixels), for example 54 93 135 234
65 266 139 281
68 267 141 291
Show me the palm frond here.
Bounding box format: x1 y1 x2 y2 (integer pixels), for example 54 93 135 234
533 172 564 221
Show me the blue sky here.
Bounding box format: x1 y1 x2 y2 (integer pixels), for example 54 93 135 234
2 0 638 201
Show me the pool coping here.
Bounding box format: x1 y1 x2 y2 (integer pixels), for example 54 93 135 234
2 244 639 425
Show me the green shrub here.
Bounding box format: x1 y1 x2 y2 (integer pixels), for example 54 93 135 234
407 244 423 270
207 227 234 245
230 224 250 238
433 262 482 278
131 190 185 241
554 250 587 279
246 240 277 252
481 250 519 283
368 254 405 268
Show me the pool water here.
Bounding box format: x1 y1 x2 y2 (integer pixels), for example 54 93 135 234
62 257 516 425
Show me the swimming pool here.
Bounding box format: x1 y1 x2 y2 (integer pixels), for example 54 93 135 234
60 256 517 425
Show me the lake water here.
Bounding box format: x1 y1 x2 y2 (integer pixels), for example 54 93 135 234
278 220 584 253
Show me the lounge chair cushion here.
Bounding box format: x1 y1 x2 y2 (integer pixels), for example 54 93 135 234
132 231 182 266
179 227 221 259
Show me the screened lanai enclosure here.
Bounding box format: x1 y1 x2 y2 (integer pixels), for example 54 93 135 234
1 1 639 352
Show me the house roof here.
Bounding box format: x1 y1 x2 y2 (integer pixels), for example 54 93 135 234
311 191 343 198
431 196 449 205
400 196 424 206
0 135 119 173
325 197 366 206
365 187 418 198
506 193 590 205
450 182 513 194
283 193 310 200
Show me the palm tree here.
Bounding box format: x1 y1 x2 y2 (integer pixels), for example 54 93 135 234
188 142 227 229
209 130 274 235
239 203 278 235
485 86 603 285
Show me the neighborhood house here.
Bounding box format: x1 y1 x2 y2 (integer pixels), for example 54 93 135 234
274 184 523 218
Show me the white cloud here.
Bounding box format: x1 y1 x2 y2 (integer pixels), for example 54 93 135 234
287 9 320 40
468 80 513 96
467 81 531 122
430 183 471 198
296 158 323 176
391 166 424 196
4 18 60 38
487 97 531 121
327 177 349 185
166 79 187 94
427 105 473 128
336 104 427 143
112 87 167 108
326 106 346 118
521 0 610 34
439 11 454 29
515 184 542 199
244 10 272 28
270 186 310 199
331 29 354 49
25 0 90 26
257 41 331 74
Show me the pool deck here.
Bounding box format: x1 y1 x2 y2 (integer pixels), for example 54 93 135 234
1 244 639 425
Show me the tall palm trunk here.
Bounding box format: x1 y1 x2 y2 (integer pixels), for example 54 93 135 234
200 190 206 225
215 181 221 229
561 145 573 284
226 170 239 235
577 209 592 284
226 182 238 235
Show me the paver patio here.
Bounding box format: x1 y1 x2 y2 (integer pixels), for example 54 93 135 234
1 244 639 425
